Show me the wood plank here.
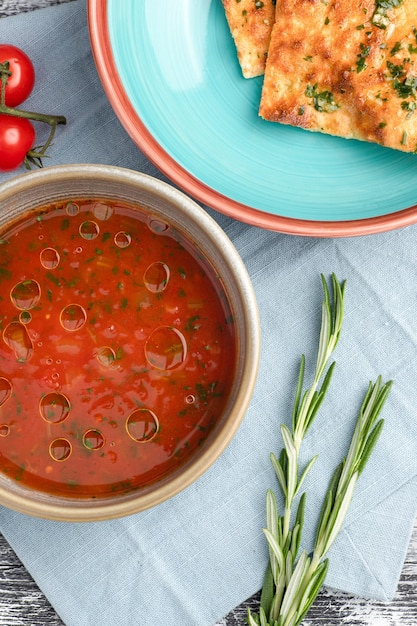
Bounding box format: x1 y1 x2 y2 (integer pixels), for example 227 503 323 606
0 0 74 19
1 527 417 625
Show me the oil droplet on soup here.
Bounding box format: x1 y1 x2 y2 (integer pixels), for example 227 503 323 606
144 261 170 293
39 392 71 424
10 279 41 310
114 231 131 248
49 438 72 462
19 311 32 324
0 198 236 498
145 326 187 370
92 201 113 221
0 378 12 407
0 425 10 437
60 304 87 332
126 409 159 442
95 346 117 368
79 220 99 240
83 429 105 450
66 201 79 216
40 247 60 270
3 322 33 362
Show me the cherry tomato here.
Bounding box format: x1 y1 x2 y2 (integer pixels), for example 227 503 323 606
0 44 35 107
0 115 35 171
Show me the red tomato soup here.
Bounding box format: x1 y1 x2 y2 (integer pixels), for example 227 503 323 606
0 199 236 498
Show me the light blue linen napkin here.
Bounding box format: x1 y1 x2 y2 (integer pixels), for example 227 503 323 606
1 2 417 625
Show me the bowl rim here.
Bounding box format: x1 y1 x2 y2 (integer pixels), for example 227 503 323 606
86 0 417 238
0 163 261 521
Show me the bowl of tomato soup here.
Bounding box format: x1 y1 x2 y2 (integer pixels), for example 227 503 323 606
0 164 260 521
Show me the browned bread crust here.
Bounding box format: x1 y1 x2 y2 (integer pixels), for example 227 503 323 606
259 0 417 152
222 0 276 78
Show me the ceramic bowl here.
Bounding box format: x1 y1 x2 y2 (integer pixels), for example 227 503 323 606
87 0 417 236
0 164 260 521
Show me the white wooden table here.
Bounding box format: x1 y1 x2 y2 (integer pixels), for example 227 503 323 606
0 1 416 624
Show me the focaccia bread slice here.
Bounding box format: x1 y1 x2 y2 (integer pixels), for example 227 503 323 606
259 0 417 153
222 0 276 78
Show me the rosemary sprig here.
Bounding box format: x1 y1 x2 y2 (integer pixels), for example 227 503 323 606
248 274 392 626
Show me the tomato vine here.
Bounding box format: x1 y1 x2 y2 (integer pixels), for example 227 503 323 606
0 45 66 171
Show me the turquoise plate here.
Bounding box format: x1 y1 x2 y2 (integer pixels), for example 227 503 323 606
88 0 417 236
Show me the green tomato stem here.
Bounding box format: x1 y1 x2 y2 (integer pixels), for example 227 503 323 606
0 103 66 128
0 62 11 107
0 105 66 169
